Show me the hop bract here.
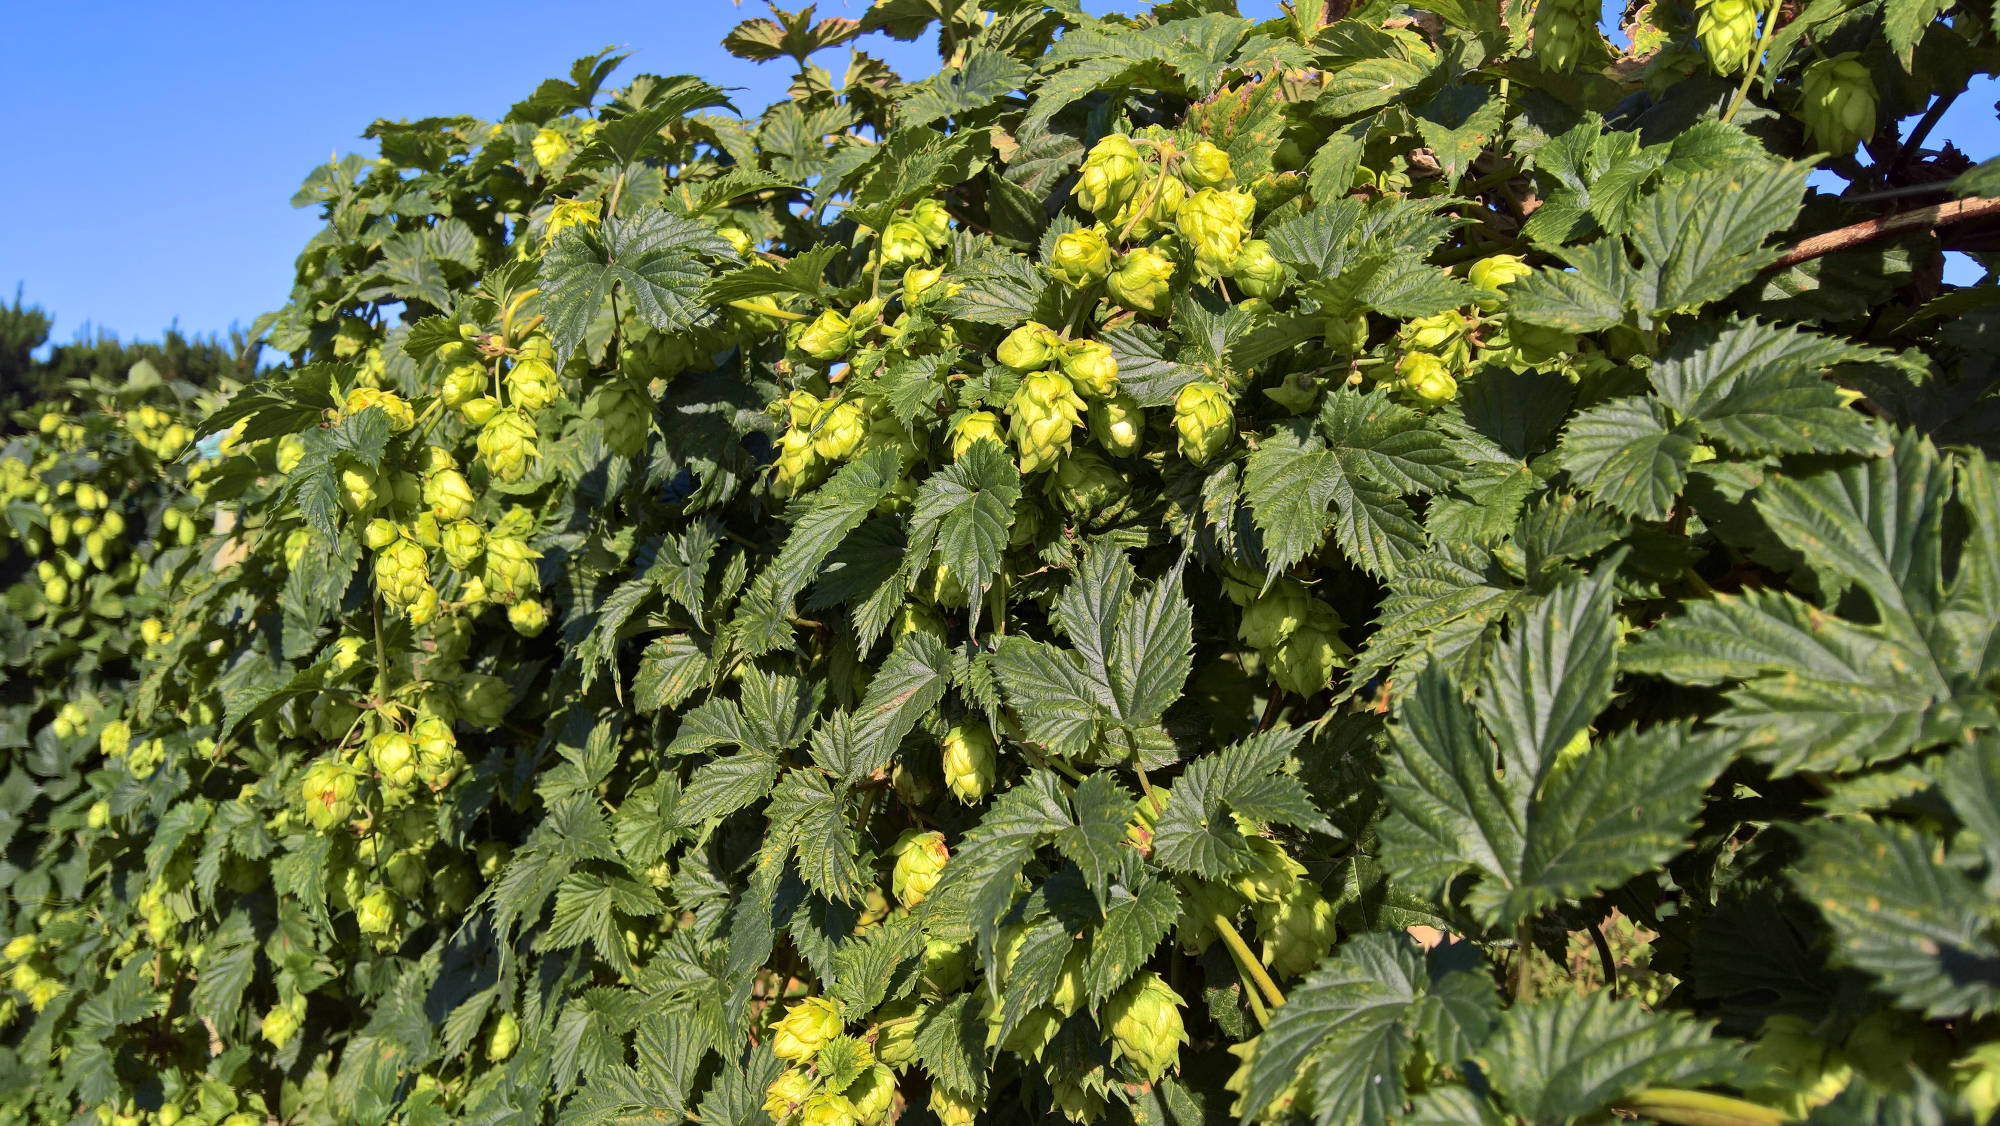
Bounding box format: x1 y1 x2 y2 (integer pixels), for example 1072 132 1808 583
1087 393 1144 457
1104 972 1188 1081
889 829 948 906
1183 139 1233 189
940 719 997 804
1173 382 1234 465
771 996 844 1062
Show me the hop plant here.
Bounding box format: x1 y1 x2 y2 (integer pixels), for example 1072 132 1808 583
845 1064 896 1126
1106 246 1176 315
1173 381 1234 465
1468 253 1535 310
441 521 483 570
344 386 415 432
1228 239 1288 300
368 731 418 794
928 1087 978 1126
889 829 949 906
1183 139 1233 189
441 362 486 408
1176 188 1255 276
374 539 432 609
1798 55 1878 156
1533 0 1595 71
796 310 854 361
1695 0 1763 75
505 352 560 412
997 321 1062 372
1075 134 1143 217
910 198 952 247
1104 972 1188 1082
951 410 1006 459
1057 339 1119 399
1009 369 1087 474
810 399 868 462
880 218 932 267
1047 226 1114 288
509 598 549 637
478 408 540 483
1087 393 1144 457
484 536 541 600
941 719 997 803
355 888 400 934
771 996 844 1062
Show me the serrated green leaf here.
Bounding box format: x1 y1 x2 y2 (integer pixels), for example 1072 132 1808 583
541 209 730 369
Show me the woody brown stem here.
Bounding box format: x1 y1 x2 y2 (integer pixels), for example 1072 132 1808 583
1768 196 2000 270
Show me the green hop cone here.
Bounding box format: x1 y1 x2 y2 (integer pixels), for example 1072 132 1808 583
810 400 868 462
1051 450 1130 526
1227 238 1288 300
940 719 997 804
765 1068 818 1122
1047 226 1113 289
1009 369 1085 474
1230 835 1305 904
260 1002 301 1050
796 309 854 362
771 996 844 1063
909 198 952 247
505 355 559 411
487 1012 520 1062
1533 0 1593 72
1799 55 1877 157
585 380 651 457
1321 310 1370 355
997 321 1062 372
424 469 475 523
773 429 825 501
1106 246 1176 315
1104 972 1188 1082
845 1064 895 1126
1111 172 1184 240
1075 134 1142 217
355 887 400 935
477 408 539 483
1057 339 1119 399
1183 139 1233 189
509 598 549 637
901 265 948 306
99 718 130 758
1272 613 1350 696
300 760 357 830
1238 579 1313 652
950 410 1006 459
889 829 949 907
1176 188 1255 276
1253 882 1338 978
1696 0 1761 75
441 362 486 408
929 1087 977 1126
412 715 461 790
879 219 931 268
460 395 500 427
870 999 925 1068
275 433 306 474
798 1094 856 1126
338 464 380 515
1394 351 1459 405
1401 310 1471 368
1468 253 1534 310
345 386 416 432
374 539 431 608
441 521 483 570
457 674 512 728
921 936 971 995
1087 393 1144 457
484 536 540 600
1173 381 1235 465
368 732 418 794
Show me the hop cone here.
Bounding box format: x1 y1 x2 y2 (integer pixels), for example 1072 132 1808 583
1173 382 1234 465
1696 0 1761 75
1104 972 1188 1081
1799 55 1878 157
1106 247 1175 315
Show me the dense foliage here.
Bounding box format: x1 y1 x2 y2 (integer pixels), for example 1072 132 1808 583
6 2 2000 1125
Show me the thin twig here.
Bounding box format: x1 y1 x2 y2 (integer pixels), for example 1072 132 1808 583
1767 196 2000 269
1588 919 1620 996
1886 90 1960 182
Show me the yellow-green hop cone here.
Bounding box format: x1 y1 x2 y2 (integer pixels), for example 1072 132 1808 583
1009 369 1086 474
889 829 949 907
375 539 431 608
880 219 931 268
796 309 855 362
1227 238 1287 300
412 715 461 790
1799 55 1878 157
996 321 1062 371
338 464 380 515
487 1012 521 1062
1173 382 1234 465
364 519 397 553
1183 139 1233 189
368 732 418 792
477 408 539 483
1047 226 1113 288
1533 0 1593 71
845 1064 896 1126
1076 134 1142 217
1696 0 1762 75
441 521 483 570
941 719 998 804
484 536 541 600
1106 247 1175 315
276 433 306 474
460 395 501 427
1111 172 1184 240
1104 972 1188 1082
870 999 925 1068
1395 351 1458 404
355 887 400 934
344 386 415 432
584 380 651 457
99 719 130 758
1238 579 1313 651
260 1002 301 1050
910 198 953 247
301 760 357 830
424 469 475 522
773 429 825 502
1051 1074 1107 1124
505 355 560 411
811 400 868 462
1058 339 1119 399
509 598 549 637
771 996 845 1063
1051 450 1129 525
1271 618 1350 696
1176 188 1255 276
765 1068 818 1122
1954 1042 2000 1124
1468 253 1535 310
441 362 487 408
1253 882 1338 978
1087 393 1143 457
901 265 948 306
1230 835 1305 904
929 1087 978 1126
950 411 1007 459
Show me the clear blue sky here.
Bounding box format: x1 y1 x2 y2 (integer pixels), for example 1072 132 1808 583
2 2 1992 347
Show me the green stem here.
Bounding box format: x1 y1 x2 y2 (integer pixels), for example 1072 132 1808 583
1212 909 1286 1011
371 597 389 704
728 299 810 323
1511 919 1537 1002
1618 1089 1794 1126
1720 2 1783 125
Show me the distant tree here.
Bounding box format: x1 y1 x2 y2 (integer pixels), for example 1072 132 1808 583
0 288 264 416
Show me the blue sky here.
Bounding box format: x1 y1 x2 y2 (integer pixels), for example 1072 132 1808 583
2 2 1993 347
